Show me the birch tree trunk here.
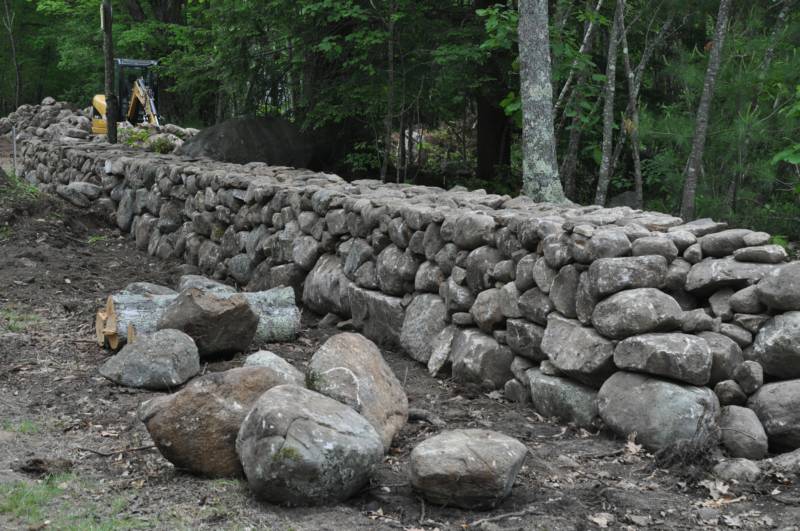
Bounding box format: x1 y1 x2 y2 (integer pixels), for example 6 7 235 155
680 0 731 220
519 0 567 203
593 0 624 205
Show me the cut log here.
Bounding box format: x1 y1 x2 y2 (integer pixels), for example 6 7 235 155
95 286 301 350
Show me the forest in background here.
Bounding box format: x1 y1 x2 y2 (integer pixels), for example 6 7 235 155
1 0 798 238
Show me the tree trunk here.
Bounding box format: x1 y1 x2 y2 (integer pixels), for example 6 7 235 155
593 0 624 206
553 0 604 123
518 0 567 203
2 0 21 109
680 0 731 220
380 2 397 183
102 0 118 144
560 122 583 200
608 16 673 181
96 287 300 350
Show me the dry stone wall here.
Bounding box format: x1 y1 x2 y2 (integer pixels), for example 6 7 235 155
13 100 800 459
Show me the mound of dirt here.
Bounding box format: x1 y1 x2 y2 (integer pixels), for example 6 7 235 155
176 116 312 168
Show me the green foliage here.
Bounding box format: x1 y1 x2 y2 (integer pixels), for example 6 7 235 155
120 128 152 147
1 0 798 238
149 136 176 154
0 307 41 332
1 419 40 434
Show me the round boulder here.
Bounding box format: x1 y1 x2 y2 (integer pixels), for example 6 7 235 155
99 329 199 390
597 371 720 451
139 367 301 477
307 333 408 449
748 379 800 452
236 385 384 505
591 288 681 339
409 429 528 509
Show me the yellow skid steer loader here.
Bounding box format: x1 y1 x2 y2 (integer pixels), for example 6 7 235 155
92 58 160 135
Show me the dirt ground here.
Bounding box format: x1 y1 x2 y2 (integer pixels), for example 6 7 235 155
2 150 800 530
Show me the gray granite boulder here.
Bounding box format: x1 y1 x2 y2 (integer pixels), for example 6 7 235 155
409 429 527 509
700 229 753 257
591 288 681 339
597 372 720 451
685 257 776 293
307 333 408 449
587 256 668 298
400 294 448 363
99 329 199 390
613 333 712 385
751 311 800 378
733 245 787 264
236 385 384 505
505 318 546 361
541 314 615 387
451 329 514 389
719 405 768 460
748 379 800 452
756 262 800 311
243 351 305 386
527 369 599 428
699 331 744 385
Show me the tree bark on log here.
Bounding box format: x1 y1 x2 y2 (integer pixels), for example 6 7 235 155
96 287 300 350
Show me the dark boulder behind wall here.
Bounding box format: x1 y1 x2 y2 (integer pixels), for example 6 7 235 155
176 116 313 168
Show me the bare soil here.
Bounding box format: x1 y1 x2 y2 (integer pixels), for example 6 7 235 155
1 177 799 530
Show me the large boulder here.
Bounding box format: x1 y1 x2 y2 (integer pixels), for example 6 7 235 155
699 229 753 257
99 329 199 390
348 285 405 347
470 288 505 332
302 254 353 317
139 367 299 478
685 257 776 293
597 372 720 451
527 369 599 428
505 318 546 361
748 379 800 452
698 331 744 385
586 256 668 298
719 405 768 460
756 262 800 311
450 329 514 389
591 288 681 339
613 333 712 386
236 385 384 505
400 294 448 363
751 311 800 378
408 429 527 509
540 314 615 387
157 288 258 358
376 244 420 295
307 333 408 449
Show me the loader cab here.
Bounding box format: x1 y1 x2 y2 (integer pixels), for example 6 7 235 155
114 58 159 123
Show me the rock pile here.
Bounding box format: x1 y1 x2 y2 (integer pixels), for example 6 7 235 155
12 99 800 468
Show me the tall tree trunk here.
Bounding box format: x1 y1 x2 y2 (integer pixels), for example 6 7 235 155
620 27 644 209
102 0 118 144
1 0 20 108
680 0 731 220
593 0 624 205
560 121 583 200
519 0 567 203
608 16 673 179
553 0 604 124
380 2 396 183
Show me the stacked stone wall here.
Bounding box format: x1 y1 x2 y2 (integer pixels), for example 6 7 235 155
15 104 800 457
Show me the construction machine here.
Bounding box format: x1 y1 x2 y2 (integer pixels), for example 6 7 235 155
92 58 160 135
